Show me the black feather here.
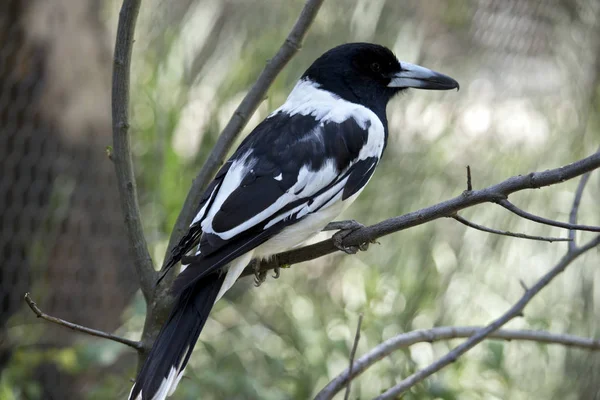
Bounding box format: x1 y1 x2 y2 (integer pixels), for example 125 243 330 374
129 273 225 400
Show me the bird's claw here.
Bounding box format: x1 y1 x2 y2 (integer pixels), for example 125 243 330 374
331 220 368 254
254 262 281 287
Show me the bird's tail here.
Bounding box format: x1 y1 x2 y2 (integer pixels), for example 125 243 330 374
128 273 225 400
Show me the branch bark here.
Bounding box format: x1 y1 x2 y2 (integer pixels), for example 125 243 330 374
452 214 571 242
24 293 143 351
344 314 363 400
241 150 600 278
315 325 600 399
111 0 156 302
569 172 592 251
498 199 600 233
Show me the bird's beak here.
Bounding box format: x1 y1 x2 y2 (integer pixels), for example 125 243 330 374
388 62 459 90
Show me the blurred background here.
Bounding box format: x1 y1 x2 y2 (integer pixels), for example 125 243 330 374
1 0 599 399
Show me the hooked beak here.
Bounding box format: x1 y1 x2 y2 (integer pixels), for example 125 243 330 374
388 62 459 90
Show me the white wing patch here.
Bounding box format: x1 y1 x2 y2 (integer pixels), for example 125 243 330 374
202 160 339 240
191 184 219 225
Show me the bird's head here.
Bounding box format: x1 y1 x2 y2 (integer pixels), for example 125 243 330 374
302 43 459 114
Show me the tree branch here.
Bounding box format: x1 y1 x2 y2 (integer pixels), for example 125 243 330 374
315 325 600 400
111 0 156 302
162 0 325 274
498 199 600 233
568 172 592 251
452 214 571 242
372 235 600 399
344 314 363 400
24 293 143 351
240 150 600 278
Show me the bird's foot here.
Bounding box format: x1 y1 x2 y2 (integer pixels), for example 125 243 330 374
253 260 266 287
254 261 284 287
330 220 369 254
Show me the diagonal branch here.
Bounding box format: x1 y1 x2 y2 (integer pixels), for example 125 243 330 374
162 0 325 274
498 199 600 233
111 0 156 302
344 314 363 400
452 214 571 242
315 325 600 399
568 172 592 251
373 235 600 399
24 293 143 351
240 150 600 278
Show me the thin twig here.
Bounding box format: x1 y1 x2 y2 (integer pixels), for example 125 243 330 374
162 0 325 275
314 325 600 400
372 235 600 399
111 0 156 302
466 165 472 191
452 214 571 242
498 199 600 233
242 151 600 278
24 293 143 351
344 314 363 400
568 172 592 251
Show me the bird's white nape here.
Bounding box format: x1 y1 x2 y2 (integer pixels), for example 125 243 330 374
272 79 371 129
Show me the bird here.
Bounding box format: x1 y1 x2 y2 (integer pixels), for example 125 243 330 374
128 42 459 400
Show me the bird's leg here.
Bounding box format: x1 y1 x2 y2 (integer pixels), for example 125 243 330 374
327 220 369 254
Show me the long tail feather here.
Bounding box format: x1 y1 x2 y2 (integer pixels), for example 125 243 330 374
128 273 225 400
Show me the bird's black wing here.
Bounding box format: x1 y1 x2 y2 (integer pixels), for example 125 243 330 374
171 111 380 294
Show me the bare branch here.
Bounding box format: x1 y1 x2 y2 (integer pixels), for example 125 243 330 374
344 314 363 400
498 199 600 233
162 0 325 274
452 214 571 242
111 0 156 302
241 151 600 278
372 235 600 399
569 172 592 251
24 293 143 351
315 325 600 400
466 165 472 191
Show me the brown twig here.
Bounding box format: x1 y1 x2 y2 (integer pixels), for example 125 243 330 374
111 0 156 302
314 325 600 400
466 165 472 191
344 314 363 400
242 151 600 278
452 214 571 242
162 0 325 275
24 293 143 351
372 235 600 399
498 199 600 233
568 172 592 251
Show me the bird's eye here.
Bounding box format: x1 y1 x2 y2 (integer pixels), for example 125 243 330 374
370 62 381 73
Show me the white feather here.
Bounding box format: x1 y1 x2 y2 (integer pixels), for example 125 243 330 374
272 79 372 130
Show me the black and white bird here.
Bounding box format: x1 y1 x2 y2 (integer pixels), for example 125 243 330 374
129 42 458 400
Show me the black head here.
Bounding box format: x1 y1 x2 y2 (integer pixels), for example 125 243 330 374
302 43 459 117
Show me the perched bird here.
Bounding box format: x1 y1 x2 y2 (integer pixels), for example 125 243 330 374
129 42 458 400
